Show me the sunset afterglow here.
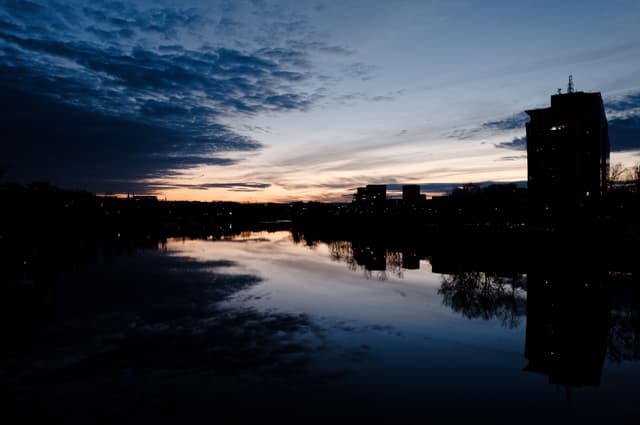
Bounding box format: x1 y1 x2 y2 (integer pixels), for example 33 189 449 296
3 1 640 201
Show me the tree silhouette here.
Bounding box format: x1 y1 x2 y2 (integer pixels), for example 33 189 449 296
609 162 626 190
632 161 640 191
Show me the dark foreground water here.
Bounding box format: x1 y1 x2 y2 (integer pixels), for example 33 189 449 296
2 231 640 423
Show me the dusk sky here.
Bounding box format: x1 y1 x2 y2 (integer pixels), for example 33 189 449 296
2 0 640 202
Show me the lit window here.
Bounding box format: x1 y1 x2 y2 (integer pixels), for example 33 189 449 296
550 125 566 131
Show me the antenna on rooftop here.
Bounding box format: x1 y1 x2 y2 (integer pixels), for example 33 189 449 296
567 74 574 93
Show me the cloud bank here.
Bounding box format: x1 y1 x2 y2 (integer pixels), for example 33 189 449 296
0 0 354 193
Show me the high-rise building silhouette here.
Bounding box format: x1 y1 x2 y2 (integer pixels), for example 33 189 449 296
526 77 610 217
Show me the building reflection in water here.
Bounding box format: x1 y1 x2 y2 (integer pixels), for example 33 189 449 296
311 233 640 391
11 227 639 397
401 249 420 270
608 272 640 363
328 240 407 279
524 258 609 390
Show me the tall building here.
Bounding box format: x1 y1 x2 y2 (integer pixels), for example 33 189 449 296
526 78 609 217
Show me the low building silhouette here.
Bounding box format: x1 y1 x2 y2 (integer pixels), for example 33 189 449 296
402 184 419 201
354 185 386 210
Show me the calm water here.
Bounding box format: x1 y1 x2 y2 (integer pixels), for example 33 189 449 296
3 230 640 422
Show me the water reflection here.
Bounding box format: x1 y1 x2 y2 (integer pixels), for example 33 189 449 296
327 240 406 279
4 229 640 421
439 272 526 328
608 272 640 362
299 231 640 393
2 239 325 423
525 262 609 389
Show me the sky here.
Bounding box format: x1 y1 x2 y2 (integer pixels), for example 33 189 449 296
1 0 640 202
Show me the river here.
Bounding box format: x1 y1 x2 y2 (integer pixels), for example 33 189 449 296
3 230 639 423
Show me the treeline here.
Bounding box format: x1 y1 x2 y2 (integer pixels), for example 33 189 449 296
609 161 640 191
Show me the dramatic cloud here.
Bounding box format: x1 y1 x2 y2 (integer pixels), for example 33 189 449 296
1 89 246 191
495 137 526 151
0 0 354 193
605 91 640 152
482 112 529 131
609 116 640 152
448 111 530 141
606 91 640 114
147 182 272 192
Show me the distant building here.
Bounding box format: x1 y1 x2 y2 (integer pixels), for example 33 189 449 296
402 184 421 201
355 187 366 204
354 185 386 210
526 78 610 216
